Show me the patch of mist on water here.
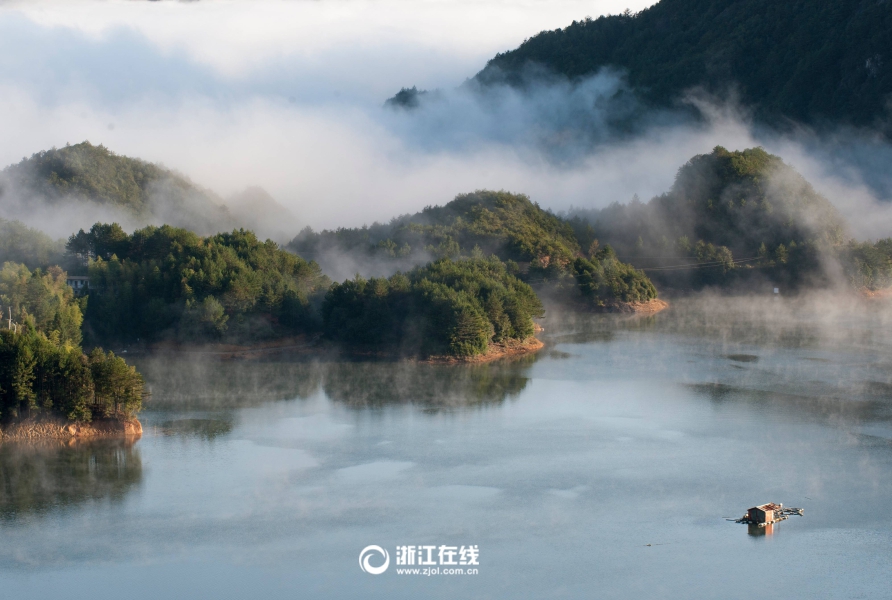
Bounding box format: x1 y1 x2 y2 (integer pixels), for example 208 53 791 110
131 351 539 412
545 290 892 348
131 356 326 410
540 289 892 414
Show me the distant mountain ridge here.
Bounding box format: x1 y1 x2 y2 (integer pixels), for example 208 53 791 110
3 142 195 214
0 142 298 240
460 0 891 129
0 141 233 235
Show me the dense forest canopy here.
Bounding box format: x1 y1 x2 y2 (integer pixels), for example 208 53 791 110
290 190 657 308
0 262 144 424
417 191 582 263
0 262 84 346
472 0 892 129
323 257 544 357
290 190 581 267
70 224 330 344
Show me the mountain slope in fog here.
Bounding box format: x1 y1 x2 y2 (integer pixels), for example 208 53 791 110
223 186 300 244
0 218 66 270
569 146 889 290
0 142 234 235
469 0 892 129
589 146 846 255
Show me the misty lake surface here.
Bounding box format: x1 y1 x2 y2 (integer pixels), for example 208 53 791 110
2 297 891 599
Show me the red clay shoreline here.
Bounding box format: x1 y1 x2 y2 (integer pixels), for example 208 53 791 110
861 286 892 300
624 298 670 314
0 416 142 442
422 337 546 364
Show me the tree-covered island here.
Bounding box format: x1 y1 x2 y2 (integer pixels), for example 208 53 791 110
0 262 144 436
323 256 544 359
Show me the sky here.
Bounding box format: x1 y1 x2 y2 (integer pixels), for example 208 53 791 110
1 0 891 237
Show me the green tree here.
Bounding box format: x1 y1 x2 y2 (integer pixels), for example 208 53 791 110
0 262 83 345
73 224 329 344
323 256 544 358
0 261 145 424
89 349 145 418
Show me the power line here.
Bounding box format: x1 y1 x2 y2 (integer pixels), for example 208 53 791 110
639 257 763 271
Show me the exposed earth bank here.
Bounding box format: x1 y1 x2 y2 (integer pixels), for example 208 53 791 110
625 298 670 314
425 337 545 364
0 417 143 442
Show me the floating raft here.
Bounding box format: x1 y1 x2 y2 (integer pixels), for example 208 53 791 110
735 502 803 527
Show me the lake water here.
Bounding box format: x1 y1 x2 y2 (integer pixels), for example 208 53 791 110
2 296 891 599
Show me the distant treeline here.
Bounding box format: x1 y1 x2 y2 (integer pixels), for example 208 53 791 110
0 218 67 271
62 221 553 357
40 195 655 356
0 263 144 423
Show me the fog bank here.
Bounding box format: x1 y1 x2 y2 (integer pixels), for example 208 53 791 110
0 0 890 242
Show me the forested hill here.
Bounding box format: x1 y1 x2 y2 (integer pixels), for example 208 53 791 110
289 190 582 269
570 146 892 291
473 0 892 129
290 190 658 309
590 146 847 260
0 142 234 234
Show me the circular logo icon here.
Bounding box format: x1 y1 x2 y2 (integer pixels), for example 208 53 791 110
358 545 390 575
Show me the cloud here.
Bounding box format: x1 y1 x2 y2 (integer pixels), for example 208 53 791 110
2 0 659 88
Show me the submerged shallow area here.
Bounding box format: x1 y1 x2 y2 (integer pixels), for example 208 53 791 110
1 296 890 599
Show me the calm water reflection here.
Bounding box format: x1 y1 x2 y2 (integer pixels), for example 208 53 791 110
1 296 891 599
0 439 142 521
